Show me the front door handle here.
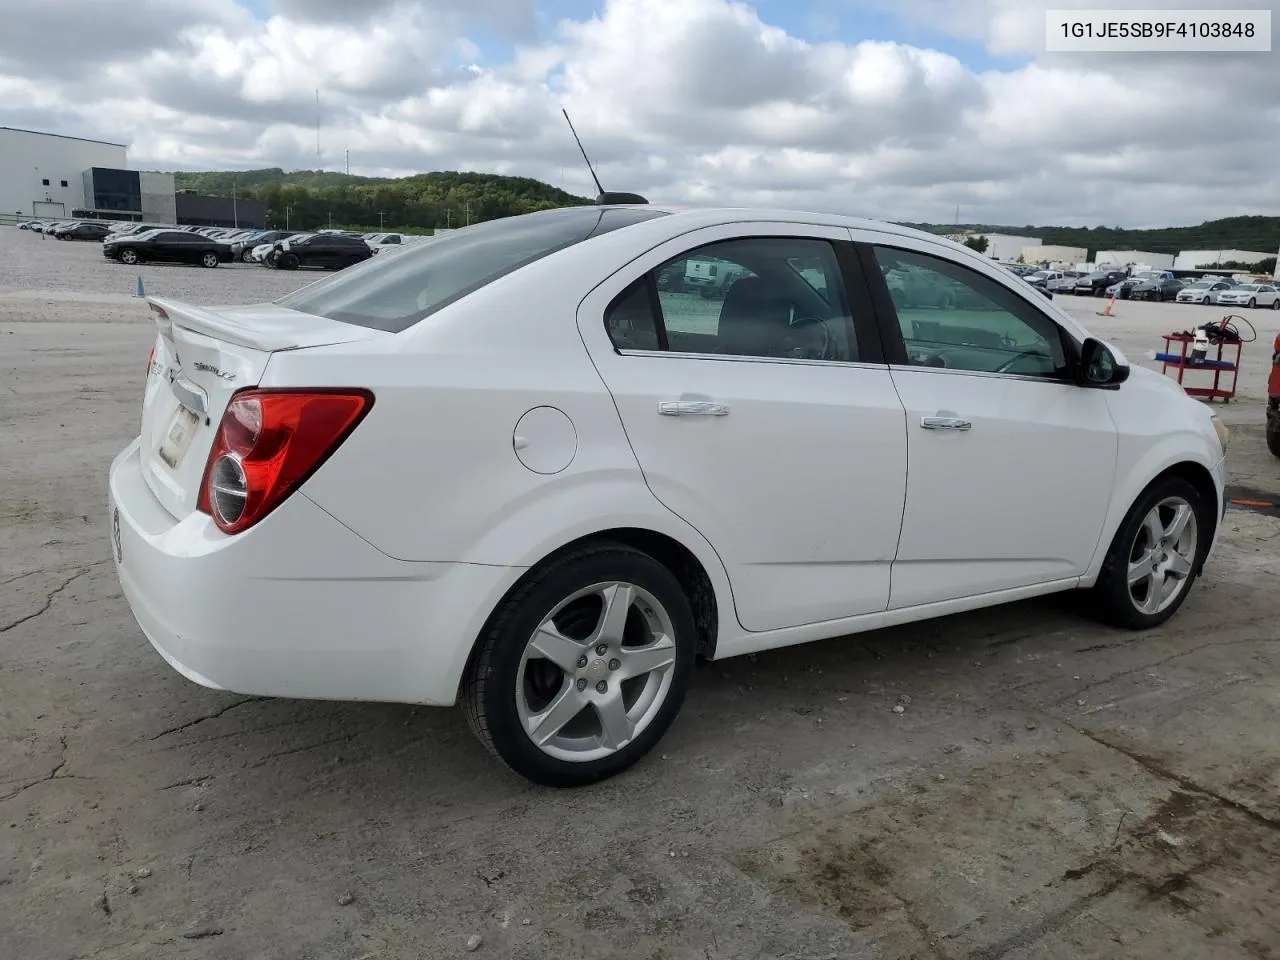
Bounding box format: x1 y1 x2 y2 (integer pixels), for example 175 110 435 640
921 416 971 431
658 400 729 417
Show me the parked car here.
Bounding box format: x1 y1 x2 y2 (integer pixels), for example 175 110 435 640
1046 272 1083 294
1075 270 1129 297
108 203 1229 786
102 229 233 267
1216 283 1280 309
56 221 112 242
1175 279 1235 305
363 233 405 250
265 232 373 270
1107 271 1181 301
232 230 291 262
1024 270 1062 288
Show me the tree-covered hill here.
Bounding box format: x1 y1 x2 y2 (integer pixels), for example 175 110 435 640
167 167 1280 251
904 215 1280 258
170 168 590 231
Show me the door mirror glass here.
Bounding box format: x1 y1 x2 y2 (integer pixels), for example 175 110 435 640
1079 337 1129 386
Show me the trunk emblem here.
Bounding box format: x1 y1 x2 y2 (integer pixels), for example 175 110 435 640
193 361 235 381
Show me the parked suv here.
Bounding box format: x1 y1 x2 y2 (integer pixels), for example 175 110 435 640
267 232 373 271
1075 270 1128 297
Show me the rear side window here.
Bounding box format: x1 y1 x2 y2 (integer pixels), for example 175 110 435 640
277 206 669 333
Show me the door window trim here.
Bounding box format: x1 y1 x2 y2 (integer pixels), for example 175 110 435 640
855 240 1082 384
603 234 889 368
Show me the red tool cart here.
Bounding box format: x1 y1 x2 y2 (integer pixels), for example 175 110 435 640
1154 331 1242 403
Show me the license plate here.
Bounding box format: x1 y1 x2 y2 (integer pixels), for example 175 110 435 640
157 405 201 469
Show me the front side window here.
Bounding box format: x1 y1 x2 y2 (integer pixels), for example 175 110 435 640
604 237 857 363
872 246 1068 378
279 206 668 332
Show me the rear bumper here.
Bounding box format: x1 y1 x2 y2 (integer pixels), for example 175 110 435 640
108 439 516 706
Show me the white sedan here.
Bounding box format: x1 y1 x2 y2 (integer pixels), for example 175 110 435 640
108 201 1229 786
1216 283 1280 309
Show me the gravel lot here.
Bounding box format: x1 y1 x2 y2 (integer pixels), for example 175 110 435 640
2 227 1279 960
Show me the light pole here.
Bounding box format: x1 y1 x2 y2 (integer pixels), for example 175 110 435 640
232 175 239 229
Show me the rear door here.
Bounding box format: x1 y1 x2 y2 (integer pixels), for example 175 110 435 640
858 236 1118 609
577 223 908 633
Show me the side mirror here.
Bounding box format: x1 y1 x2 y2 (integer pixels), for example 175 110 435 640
1078 338 1129 387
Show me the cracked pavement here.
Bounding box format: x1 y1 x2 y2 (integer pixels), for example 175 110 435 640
3 231 1280 959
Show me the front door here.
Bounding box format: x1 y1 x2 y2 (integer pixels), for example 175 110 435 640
577 224 908 633
861 240 1119 609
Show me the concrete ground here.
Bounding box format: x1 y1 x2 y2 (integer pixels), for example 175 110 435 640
2 229 1278 960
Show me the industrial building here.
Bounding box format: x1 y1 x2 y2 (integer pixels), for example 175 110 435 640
0 126 180 222
976 233 1041 261
1021 244 1089 266
1 126 127 219
1173 249 1274 270
1096 250 1175 270
175 189 267 229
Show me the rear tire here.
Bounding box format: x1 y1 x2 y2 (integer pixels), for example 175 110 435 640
240 249 254 263
1248 298 1256 309
1268 410 1280 457
279 253 300 270
462 541 697 787
1085 476 1209 630
200 251 219 268
1271 298 1280 310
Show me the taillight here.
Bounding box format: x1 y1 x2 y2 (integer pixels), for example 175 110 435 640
197 389 373 535
146 344 156 376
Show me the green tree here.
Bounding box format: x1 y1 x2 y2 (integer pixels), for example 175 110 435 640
963 234 990 254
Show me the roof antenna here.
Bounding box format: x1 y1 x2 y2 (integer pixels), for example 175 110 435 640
561 108 648 206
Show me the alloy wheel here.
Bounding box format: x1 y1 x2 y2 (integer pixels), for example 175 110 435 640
515 581 677 763
1127 496 1198 616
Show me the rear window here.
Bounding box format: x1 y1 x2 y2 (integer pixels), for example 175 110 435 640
276 206 669 332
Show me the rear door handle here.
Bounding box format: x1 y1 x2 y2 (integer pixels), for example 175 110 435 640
658 400 729 417
920 416 971 431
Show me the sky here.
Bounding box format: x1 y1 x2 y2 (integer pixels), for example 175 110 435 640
0 0 1277 227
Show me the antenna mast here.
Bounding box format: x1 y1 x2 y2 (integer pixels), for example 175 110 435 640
561 109 604 196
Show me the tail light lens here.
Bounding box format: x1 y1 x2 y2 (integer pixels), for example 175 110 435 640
146 344 155 376
197 389 373 535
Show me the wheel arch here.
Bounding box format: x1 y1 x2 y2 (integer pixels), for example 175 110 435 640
1084 455 1222 584
456 525 724 703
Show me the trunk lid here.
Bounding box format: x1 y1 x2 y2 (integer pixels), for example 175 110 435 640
138 297 384 520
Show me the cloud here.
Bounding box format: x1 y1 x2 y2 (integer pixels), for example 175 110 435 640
0 0 1276 227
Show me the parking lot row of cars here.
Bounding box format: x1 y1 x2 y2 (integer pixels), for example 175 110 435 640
1004 262 1280 309
15 218 427 272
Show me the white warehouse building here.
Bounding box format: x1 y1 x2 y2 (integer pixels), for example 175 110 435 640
1096 250 1175 271
1021 244 1088 266
976 233 1041 261
1 126 125 219
0 126 176 223
1174 249 1274 270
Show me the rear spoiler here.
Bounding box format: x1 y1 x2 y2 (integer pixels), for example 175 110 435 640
146 297 384 353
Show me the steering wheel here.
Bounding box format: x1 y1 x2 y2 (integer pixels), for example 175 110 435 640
787 315 833 360
994 350 1048 374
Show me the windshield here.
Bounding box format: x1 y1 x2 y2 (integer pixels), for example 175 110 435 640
278 206 670 332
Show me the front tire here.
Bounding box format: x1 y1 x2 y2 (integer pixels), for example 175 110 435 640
462 542 697 787
1086 476 1209 630
118 247 139 265
279 253 300 270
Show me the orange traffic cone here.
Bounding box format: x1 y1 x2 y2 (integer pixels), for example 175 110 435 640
1096 295 1116 317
